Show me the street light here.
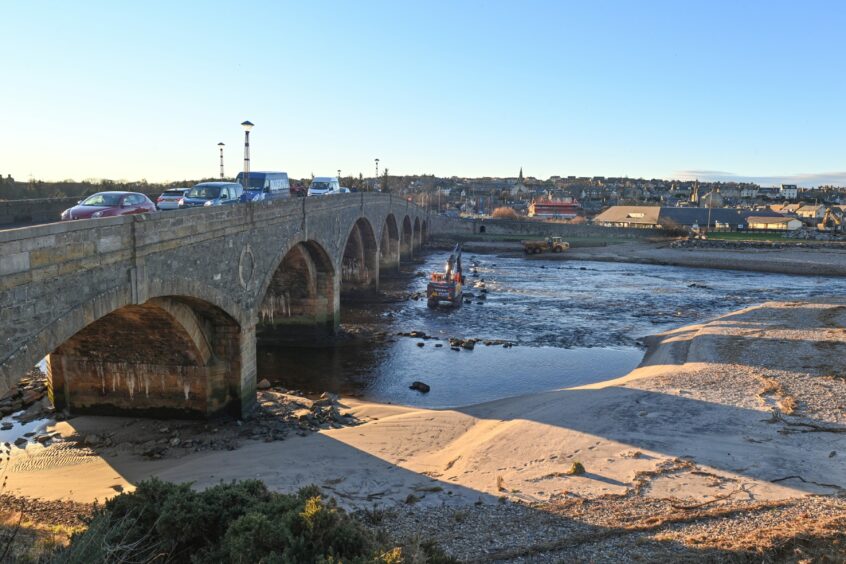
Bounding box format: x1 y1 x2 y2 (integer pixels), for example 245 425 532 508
241 120 254 188
217 142 225 179
375 158 379 190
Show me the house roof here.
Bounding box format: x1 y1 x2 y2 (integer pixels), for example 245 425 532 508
594 206 786 228
593 206 661 225
659 207 782 227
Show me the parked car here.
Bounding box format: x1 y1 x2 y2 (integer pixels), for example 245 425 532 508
236 171 290 202
307 177 340 196
155 188 189 210
178 182 243 208
60 191 156 220
290 181 306 197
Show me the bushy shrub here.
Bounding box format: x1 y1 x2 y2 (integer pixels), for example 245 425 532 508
57 480 381 563
491 206 520 219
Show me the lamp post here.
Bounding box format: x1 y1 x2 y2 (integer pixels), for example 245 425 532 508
241 120 254 188
217 142 225 179
374 158 379 190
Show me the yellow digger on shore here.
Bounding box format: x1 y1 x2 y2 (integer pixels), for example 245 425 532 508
817 208 843 235
522 236 570 254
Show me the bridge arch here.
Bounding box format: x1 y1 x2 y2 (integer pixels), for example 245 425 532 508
379 214 401 276
421 220 428 244
45 295 243 418
341 217 379 292
401 215 413 261
257 240 338 343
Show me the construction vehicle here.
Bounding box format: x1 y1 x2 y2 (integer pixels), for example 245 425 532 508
522 236 570 254
817 208 843 235
427 244 464 308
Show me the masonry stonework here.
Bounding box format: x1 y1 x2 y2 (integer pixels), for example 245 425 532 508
0 194 430 418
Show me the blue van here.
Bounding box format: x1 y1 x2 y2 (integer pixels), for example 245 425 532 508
237 171 290 202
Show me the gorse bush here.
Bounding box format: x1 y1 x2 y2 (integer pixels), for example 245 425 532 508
56 479 395 563
491 206 521 220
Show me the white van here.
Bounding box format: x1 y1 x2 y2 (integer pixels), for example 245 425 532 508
307 177 340 196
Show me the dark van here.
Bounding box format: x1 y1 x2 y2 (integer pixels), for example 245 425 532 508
237 171 290 202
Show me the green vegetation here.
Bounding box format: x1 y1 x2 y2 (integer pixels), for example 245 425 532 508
51 479 455 563
565 461 586 476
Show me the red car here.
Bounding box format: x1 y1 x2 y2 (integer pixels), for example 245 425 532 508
60 192 157 221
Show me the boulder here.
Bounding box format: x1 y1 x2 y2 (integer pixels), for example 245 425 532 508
83 434 100 446
409 381 430 393
257 379 272 390
21 389 41 405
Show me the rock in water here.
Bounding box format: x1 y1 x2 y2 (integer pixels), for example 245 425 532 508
257 379 272 390
409 381 430 393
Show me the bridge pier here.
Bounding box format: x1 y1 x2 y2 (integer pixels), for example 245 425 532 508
401 215 414 261
379 214 401 275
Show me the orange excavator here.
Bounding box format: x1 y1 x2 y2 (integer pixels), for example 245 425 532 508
427 244 464 308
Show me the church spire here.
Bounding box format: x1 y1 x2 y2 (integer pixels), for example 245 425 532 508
518 167 524 183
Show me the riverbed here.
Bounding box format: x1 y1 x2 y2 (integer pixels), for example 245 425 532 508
258 252 846 408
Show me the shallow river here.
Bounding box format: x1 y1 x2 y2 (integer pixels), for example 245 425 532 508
259 253 846 408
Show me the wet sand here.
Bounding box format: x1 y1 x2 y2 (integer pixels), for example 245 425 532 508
3 298 844 511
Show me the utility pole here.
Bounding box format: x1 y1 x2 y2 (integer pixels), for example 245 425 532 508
241 120 254 188
706 189 714 238
217 142 225 179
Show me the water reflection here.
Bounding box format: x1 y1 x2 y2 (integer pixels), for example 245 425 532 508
258 253 846 408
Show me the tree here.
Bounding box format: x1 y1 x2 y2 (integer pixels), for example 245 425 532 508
381 168 390 193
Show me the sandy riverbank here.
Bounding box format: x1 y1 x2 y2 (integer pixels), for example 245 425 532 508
4 298 845 504
2 298 845 559
448 239 846 276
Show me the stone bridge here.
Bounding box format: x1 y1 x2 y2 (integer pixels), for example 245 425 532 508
0 194 432 418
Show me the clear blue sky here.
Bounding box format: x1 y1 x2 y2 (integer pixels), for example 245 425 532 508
2 1 845 185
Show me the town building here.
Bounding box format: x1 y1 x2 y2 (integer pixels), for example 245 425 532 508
795 204 826 220
780 184 799 200
593 206 785 231
746 216 803 231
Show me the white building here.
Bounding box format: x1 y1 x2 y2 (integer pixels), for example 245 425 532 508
780 184 798 200
746 216 803 231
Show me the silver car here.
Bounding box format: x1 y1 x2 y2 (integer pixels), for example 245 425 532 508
156 188 189 210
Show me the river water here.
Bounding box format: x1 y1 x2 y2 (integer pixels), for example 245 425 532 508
257 252 846 409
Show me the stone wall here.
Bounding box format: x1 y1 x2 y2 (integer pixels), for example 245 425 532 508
0 194 431 417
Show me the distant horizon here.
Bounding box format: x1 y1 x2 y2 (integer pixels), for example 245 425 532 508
3 2 845 187
5 170 846 189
